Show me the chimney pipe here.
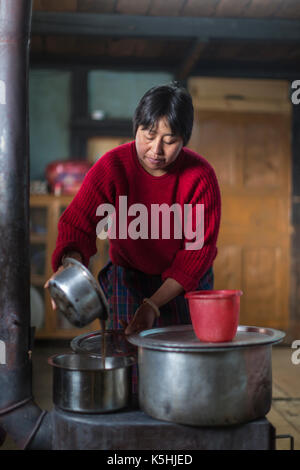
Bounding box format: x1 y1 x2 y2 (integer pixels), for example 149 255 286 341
0 0 52 449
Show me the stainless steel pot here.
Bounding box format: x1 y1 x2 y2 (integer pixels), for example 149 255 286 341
128 325 285 426
47 257 109 327
48 353 135 413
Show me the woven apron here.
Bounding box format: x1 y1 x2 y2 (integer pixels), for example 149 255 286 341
98 261 214 393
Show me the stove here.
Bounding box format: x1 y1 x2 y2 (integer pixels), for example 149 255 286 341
50 396 275 450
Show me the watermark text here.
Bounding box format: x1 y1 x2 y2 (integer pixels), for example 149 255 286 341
0 340 6 365
291 340 300 365
107 453 192 467
96 196 204 250
291 80 300 105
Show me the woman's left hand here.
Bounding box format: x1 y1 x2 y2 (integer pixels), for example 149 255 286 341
124 302 157 335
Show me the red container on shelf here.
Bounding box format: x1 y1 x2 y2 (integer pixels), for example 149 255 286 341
185 290 243 342
46 160 91 195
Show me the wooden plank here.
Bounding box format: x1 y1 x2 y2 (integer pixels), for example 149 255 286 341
199 42 244 61
188 98 291 114
273 0 300 19
267 405 300 450
215 0 250 17
240 42 300 62
182 0 220 16
77 0 117 13
176 40 207 80
136 39 189 59
272 348 300 398
272 401 300 434
272 382 289 399
35 324 99 339
115 0 152 15
71 118 133 137
191 60 300 80
189 77 290 103
30 52 177 71
188 77 291 113
242 0 282 18
31 12 300 42
33 0 77 12
30 194 74 206
87 136 131 163
244 0 300 20
36 35 189 60
148 0 184 16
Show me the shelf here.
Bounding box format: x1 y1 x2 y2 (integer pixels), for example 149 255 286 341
71 117 133 138
35 323 100 340
30 193 74 205
29 193 107 339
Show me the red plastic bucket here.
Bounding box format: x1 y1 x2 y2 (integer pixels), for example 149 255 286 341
185 290 243 342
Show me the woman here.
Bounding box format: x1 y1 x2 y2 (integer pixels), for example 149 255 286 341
47 83 221 343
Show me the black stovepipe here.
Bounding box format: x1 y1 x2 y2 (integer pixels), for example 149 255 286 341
0 0 52 449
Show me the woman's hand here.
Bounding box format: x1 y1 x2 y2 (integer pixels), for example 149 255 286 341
122 278 184 335
124 302 157 335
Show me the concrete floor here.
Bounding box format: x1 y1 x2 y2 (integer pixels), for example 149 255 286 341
1 342 299 450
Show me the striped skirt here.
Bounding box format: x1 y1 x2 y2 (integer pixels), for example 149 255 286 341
98 261 214 393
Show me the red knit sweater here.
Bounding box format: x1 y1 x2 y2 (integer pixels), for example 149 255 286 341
52 141 221 292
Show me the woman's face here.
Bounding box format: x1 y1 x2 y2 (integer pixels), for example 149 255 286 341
135 117 183 176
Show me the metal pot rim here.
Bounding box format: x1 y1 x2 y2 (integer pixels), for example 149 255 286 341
185 289 243 299
128 324 286 352
48 353 136 371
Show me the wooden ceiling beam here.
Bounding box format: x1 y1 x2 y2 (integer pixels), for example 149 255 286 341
31 12 300 42
29 54 300 80
191 59 300 79
29 52 177 73
176 39 207 80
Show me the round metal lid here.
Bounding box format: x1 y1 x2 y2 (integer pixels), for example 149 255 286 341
71 329 137 357
128 325 286 352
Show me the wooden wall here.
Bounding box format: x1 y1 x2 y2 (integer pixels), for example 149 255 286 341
188 77 292 333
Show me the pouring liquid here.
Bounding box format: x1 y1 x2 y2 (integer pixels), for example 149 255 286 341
100 318 106 369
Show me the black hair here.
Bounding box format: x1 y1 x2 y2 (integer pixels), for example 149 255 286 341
133 83 194 146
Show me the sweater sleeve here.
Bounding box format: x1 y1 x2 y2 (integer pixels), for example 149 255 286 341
51 164 112 272
161 165 221 292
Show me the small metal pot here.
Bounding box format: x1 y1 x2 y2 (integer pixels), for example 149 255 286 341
48 353 135 413
48 257 109 327
70 329 137 358
128 325 285 426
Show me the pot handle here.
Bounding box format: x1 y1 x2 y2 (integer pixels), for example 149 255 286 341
275 434 294 450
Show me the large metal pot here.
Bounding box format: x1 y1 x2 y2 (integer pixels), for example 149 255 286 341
128 325 285 426
48 353 135 413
